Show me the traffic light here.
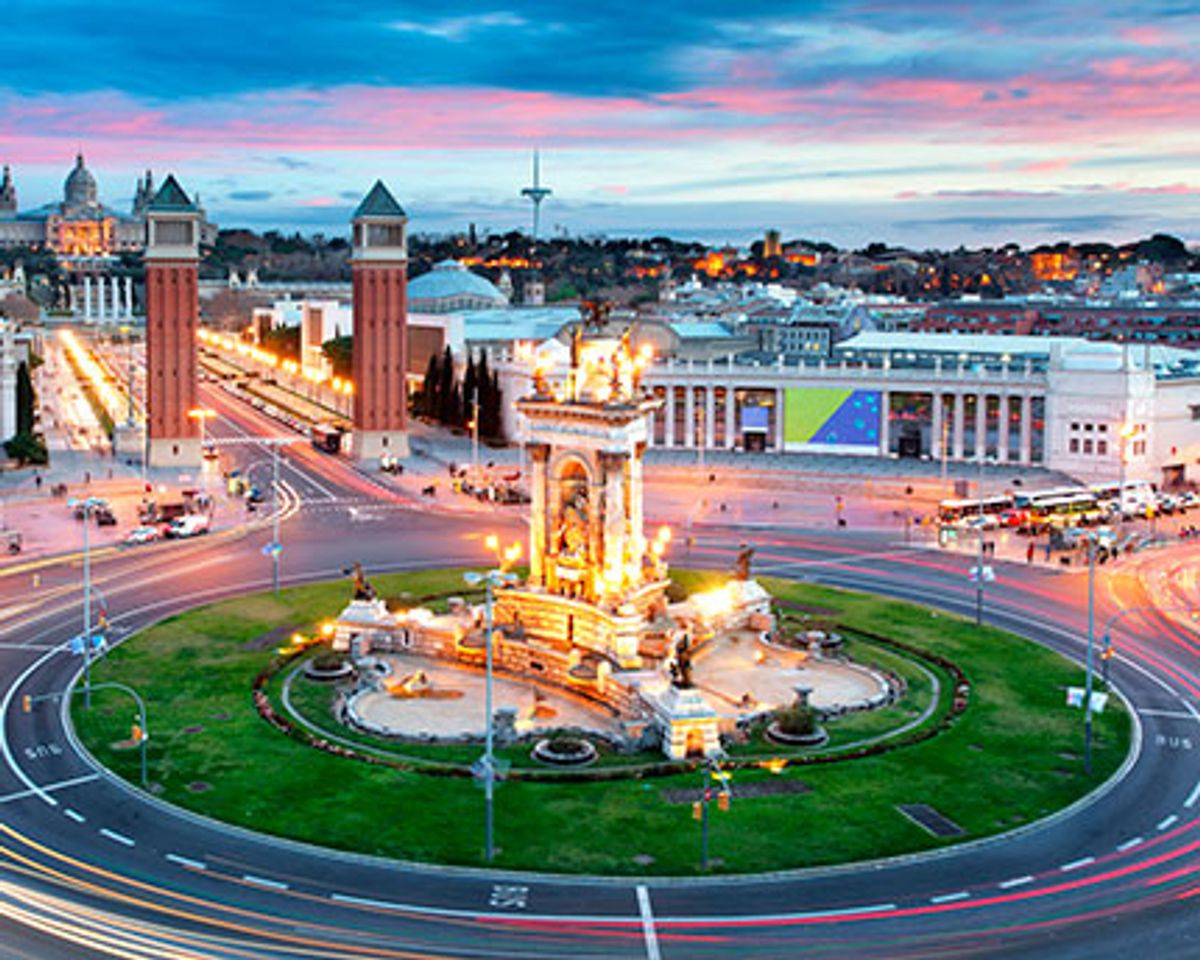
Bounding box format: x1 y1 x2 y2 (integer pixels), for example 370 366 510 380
717 791 730 812
21 694 32 713
130 722 144 743
692 801 702 821
1101 647 1115 662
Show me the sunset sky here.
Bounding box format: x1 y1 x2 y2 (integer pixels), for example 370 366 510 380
1 1 1197 247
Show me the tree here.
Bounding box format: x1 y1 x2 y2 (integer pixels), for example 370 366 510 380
418 350 440 418
261 325 300 360
437 345 456 424
462 353 477 431
15 361 33 437
321 335 353 379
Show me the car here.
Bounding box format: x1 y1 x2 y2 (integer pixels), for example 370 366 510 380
165 514 210 538
122 526 160 546
202 444 219 460
93 507 118 526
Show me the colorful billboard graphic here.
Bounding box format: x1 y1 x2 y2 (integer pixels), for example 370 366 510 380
784 388 881 447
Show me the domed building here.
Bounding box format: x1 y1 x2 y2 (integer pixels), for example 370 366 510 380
408 258 509 313
0 154 215 260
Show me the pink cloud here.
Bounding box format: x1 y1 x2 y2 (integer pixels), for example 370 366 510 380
1119 26 1166 47
297 196 340 207
1017 157 1077 175
1126 183 1200 195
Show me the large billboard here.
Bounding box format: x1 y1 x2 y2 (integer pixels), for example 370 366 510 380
784 388 881 449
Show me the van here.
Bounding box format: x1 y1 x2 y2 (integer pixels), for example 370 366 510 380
166 514 210 539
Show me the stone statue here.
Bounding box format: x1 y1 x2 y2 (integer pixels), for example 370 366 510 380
670 632 694 689
556 493 589 564
350 562 376 601
733 543 754 581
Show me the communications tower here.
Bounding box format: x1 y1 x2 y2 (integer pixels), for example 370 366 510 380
520 150 552 241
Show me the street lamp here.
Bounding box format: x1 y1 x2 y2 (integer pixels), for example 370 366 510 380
1084 533 1098 775
971 455 995 626
188 407 217 490
68 496 106 709
464 536 520 862
118 324 135 426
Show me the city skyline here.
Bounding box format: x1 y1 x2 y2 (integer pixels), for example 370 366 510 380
1 1 1198 247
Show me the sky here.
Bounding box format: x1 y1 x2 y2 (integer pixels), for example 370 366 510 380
1 1 1198 249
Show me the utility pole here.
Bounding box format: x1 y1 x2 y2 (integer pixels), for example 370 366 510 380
272 440 281 594
1084 536 1096 776
472 386 480 480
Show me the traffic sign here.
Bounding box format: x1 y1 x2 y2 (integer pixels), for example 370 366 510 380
968 565 995 583
262 542 283 557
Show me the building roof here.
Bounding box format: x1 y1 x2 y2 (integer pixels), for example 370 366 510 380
148 174 197 212
409 259 506 305
461 307 577 343
668 321 736 340
353 180 406 219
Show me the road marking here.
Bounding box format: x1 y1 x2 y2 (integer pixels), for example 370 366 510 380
165 853 206 871
1186 701 1200 723
1157 814 1179 831
99 828 134 847
243 874 288 890
1185 781 1200 809
930 891 970 904
636 885 661 960
1060 856 1095 872
0 773 99 805
1138 709 1195 720
998 875 1034 889
1117 837 1144 852
331 893 404 911
63 808 85 823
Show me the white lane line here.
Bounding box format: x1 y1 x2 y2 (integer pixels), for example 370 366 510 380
331 893 404 911
1117 837 1144 852
1157 814 1179 831
1060 857 1095 872
0 772 99 801
1138 709 1195 720
1185 781 1200 809
99 828 134 847
63 808 85 823
636 885 661 960
930 891 970 904
243 874 289 891
998 875 1034 889
1185 701 1200 723
165 853 206 871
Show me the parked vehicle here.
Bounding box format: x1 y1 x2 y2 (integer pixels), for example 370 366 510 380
93 507 118 526
2 529 22 554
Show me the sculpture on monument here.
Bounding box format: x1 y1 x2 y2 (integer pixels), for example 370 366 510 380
348 562 376 601
733 543 754 581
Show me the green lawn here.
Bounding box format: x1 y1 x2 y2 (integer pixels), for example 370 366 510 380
72 570 1129 875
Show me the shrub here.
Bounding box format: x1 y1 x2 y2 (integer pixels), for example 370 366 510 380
774 703 817 737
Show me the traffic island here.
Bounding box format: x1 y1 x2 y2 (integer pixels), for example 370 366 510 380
70 568 1131 875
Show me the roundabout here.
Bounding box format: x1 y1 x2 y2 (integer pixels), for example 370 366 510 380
1 388 1198 959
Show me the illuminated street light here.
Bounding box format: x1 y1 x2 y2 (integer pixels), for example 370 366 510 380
67 495 107 709
188 407 217 488
464 535 520 862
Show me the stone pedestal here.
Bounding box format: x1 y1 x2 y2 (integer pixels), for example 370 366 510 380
332 598 395 653
651 683 722 760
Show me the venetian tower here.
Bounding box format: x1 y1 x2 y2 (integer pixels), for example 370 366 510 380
496 321 664 668
349 181 409 460
144 175 201 468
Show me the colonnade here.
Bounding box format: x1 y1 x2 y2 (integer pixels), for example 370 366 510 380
80 275 134 323
647 381 1043 466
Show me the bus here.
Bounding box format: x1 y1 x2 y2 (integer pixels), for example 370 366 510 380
1025 492 1104 531
310 423 344 454
938 495 1015 528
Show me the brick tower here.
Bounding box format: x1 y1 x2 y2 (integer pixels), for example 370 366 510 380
143 175 201 468
349 181 410 460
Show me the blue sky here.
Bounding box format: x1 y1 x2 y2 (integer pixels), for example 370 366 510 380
1 1 1197 247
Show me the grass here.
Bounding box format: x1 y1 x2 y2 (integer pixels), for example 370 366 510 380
72 569 1130 875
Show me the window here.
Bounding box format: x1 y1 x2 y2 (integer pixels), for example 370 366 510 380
1083 439 1093 454
1097 440 1107 455
1071 422 1080 431
1069 438 1079 453
1098 424 1108 433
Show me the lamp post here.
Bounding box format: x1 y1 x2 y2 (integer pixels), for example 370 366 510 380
1084 533 1097 775
70 496 105 709
119 324 134 426
187 407 216 491
973 454 991 627
464 536 520 862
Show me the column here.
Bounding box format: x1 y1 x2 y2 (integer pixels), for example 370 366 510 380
704 387 716 449
684 385 695 448
97 277 106 322
774 388 785 450
124 276 133 318
630 443 646 572
528 444 549 585
600 451 627 591
724 385 736 449
975 393 987 461
1019 394 1033 465
931 393 943 460
664 386 676 448
83 276 92 321
953 393 965 460
998 395 1010 463
879 390 890 455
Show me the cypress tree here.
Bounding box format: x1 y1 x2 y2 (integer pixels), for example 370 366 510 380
488 369 504 440
437 345 455 424
462 352 477 431
15 361 33 437
419 350 440 418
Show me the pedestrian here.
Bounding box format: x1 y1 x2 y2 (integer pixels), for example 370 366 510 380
1044 542 1052 562
1026 541 1035 564
34 473 42 491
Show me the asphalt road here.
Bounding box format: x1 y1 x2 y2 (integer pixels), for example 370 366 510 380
1 389 1198 959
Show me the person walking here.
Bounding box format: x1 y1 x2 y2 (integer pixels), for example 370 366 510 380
1026 540 1035 564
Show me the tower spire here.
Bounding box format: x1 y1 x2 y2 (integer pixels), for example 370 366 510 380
520 149 552 242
